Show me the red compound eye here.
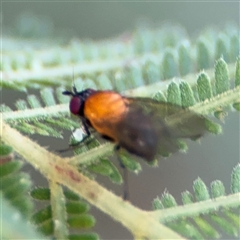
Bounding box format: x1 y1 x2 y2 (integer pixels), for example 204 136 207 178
69 96 82 115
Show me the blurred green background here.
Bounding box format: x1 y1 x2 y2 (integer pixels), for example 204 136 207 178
2 1 239 39
2 1 239 240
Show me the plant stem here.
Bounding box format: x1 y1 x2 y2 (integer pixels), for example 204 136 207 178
1 120 185 239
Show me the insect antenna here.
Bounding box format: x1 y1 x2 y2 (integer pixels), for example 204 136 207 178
62 67 79 96
62 90 74 96
72 67 79 94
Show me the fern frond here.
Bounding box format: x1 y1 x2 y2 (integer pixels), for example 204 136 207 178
1 23 238 92
1 57 239 187
1 99 238 239
31 187 98 239
1 21 239 239
0 144 34 218
151 164 240 239
4 56 235 183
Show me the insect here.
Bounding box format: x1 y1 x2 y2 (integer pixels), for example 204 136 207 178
63 87 207 162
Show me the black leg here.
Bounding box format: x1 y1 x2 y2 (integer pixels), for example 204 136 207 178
114 145 129 200
82 120 91 137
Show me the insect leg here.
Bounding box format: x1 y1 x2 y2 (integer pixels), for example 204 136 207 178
68 120 92 148
82 120 91 138
58 121 92 153
114 145 129 200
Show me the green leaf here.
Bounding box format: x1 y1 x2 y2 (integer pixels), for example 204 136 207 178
167 81 181 105
31 205 52 224
178 40 192 76
215 58 230 94
211 180 226 198
88 158 122 184
197 72 213 101
67 215 96 229
231 164 240 193
0 160 23 178
31 187 51 201
152 197 164 210
235 56 240 87
162 49 178 79
0 144 13 156
66 202 90 215
182 191 194 205
180 81 196 107
193 178 210 201
196 39 211 70
161 192 177 208
69 233 99 240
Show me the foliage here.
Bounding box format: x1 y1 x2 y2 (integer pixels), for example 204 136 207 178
1 20 239 239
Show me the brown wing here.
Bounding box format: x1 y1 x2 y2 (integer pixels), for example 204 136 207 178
126 97 207 140
114 97 207 162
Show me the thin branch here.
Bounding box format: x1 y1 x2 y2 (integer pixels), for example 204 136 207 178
149 193 240 222
2 104 68 121
49 181 68 239
1 53 159 81
2 63 237 122
1 120 184 239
